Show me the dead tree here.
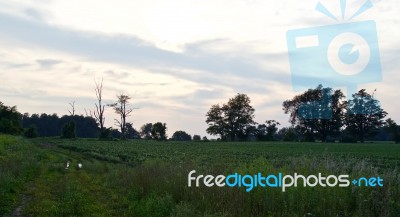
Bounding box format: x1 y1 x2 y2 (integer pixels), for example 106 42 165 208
93 78 106 132
109 94 134 139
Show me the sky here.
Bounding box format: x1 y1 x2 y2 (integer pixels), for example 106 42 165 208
0 0 399 137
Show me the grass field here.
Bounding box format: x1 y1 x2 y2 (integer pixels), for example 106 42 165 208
1 135 400 216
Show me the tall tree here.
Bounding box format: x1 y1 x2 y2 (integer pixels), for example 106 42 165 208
345 89 387 143
205 104 226 139
109 94 134 139
93 78 106 137
283 85 345 142
206 93 255 141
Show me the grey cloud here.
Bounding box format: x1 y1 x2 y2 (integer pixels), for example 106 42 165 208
0 12 289 88
36 59 62 69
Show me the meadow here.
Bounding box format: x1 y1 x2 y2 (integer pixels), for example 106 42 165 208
1 135 400 216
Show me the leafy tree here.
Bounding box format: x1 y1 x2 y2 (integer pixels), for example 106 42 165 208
61 121 76 139
277 127 298 142
24 124 38 138
109 94 134 140
345 89 387 143
283 85 345 142
256 120 280 141
140 123 153 139
202 136 209 142
265 120 280 141
206 93 255 141
0 101 22 135
193 135 201 141
205 104 225 139
385 119 400 143
172 131 191 141
151 122 167 140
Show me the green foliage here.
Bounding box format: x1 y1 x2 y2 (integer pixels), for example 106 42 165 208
22 113 99 138
0 135 42 215
129 193 174 217
193 135 201 141
172 131 191 141
24 124 39 138
283 85 345 142
2 136 400 217
55 139 400 216
346 89 387 142
0 101 23 135
61 121 76 139
99 128 112 140
140 123 153 139
206 93 255 141
151 122 167 140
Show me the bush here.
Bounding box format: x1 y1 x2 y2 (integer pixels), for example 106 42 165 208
193 135 201 141
24 125 39 138
61 121 76 139
99 128 112 140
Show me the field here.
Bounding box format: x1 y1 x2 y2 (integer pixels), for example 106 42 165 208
1 135 400 217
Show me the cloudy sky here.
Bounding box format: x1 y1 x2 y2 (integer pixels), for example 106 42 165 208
0 0 399 137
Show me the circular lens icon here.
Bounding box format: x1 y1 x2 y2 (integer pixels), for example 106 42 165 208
327 33 370 76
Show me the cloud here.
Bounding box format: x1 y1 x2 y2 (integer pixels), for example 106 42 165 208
0 0 399 136
36 59 62 69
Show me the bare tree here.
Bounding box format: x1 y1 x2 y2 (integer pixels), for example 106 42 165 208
93 78 106 132
109 94 134 139
68 101 76 116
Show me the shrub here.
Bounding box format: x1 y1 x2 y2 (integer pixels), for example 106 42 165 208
61 121 76 139
24 125 39 138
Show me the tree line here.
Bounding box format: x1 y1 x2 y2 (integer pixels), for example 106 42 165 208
206 85 399 143
1 83 399 143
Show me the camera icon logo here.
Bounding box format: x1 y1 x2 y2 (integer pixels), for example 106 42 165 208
287 21 381 92
286 1 382 119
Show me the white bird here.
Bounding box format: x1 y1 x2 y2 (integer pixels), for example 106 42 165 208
65 161 70 170
78 163 82 169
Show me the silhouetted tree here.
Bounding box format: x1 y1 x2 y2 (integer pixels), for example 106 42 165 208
283 85 345 142
172 131 191 141
22 113 99 138
140 123 153 139
345 89 387 143
126 123 140 139
0 101 22 135
93 78 106 139
193 135 201 141
151 122 167 140
385 119 400 143
109 94 134 139
206 93 255 141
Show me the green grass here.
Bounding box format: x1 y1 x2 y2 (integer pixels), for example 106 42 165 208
1 135 400 216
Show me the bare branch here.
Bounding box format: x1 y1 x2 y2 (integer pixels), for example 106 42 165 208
68 101 76 116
